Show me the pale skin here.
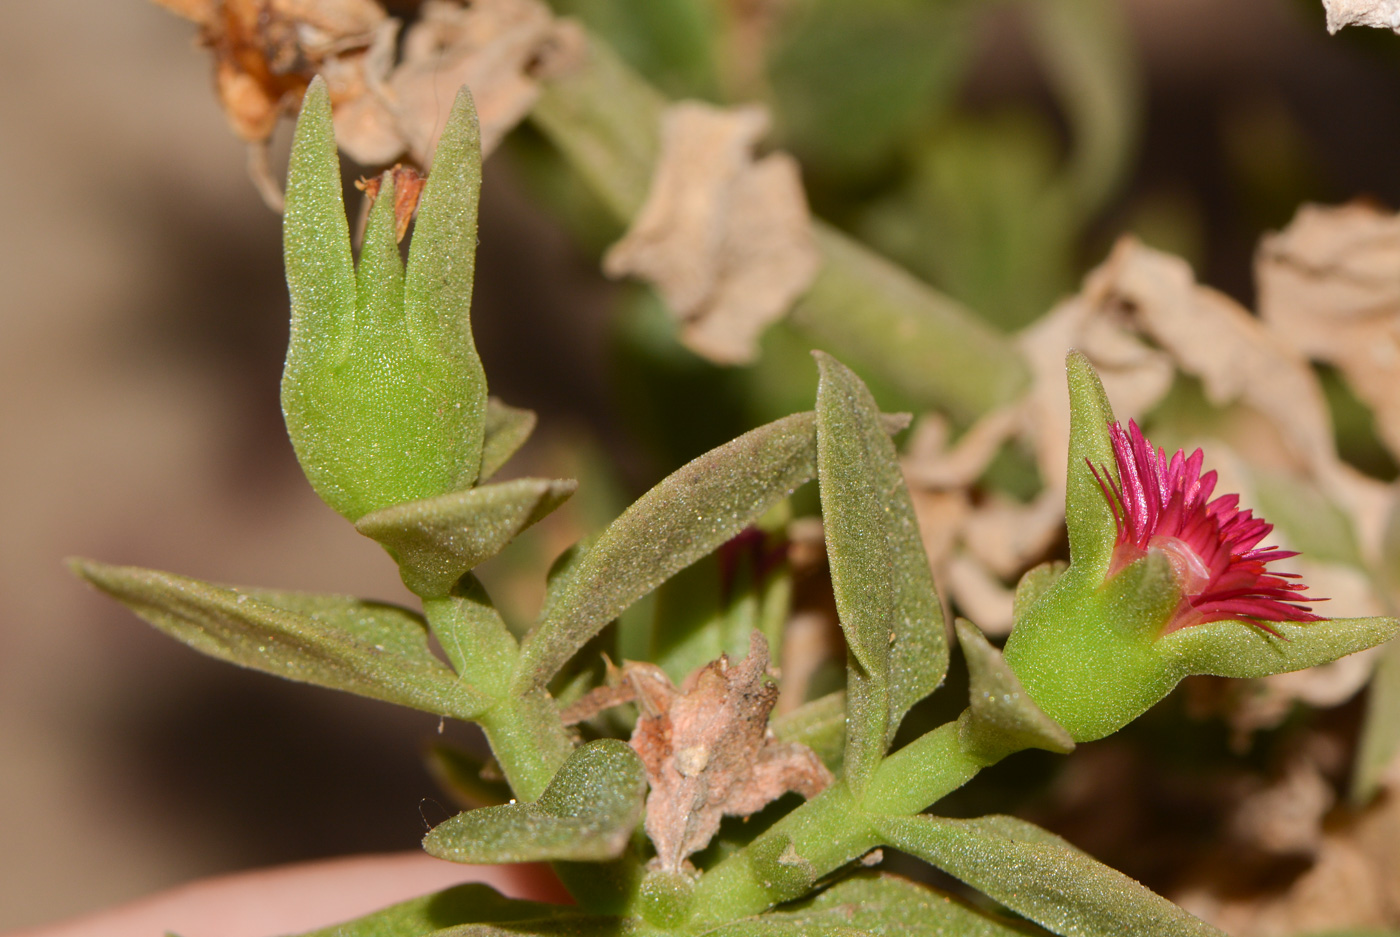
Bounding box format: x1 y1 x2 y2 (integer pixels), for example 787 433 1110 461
5 853 564 937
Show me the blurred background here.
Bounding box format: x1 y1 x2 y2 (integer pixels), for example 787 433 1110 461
4 0 1400 929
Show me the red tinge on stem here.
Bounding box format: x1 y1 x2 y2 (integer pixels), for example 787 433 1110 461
1089 420 1323 634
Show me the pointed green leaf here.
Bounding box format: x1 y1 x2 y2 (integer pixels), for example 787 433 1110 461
282 77 356 364
956 618 1074 764
516 412 821 691
710 872 1038 937
424 740 646 863
357 479 578 598
816 353 946 790
479 398 538 482
874 814 1224 937
1063 351 1117 576
291 883 584 937
71 559 490 719
1163 615 1400 681
771 690 847 774
405 86 489 487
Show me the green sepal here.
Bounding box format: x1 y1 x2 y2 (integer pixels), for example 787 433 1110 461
1012 560 1067 621
357 479 578 599
1063 350 1118 576
815 352 947 791
1004 543 1181 742
479 397 538 482
873 813 1225 937
516 412 822 692
707 872 1036 937
1162 615 1400 681
281 80 488 521
70 559 490 720
288 882 624 937
955 618 1073 764
423 739 646 863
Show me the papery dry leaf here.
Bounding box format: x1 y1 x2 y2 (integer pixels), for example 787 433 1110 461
944 552 1016 636
564 633 831 873
382 0 573 165
1322 0 1400 33
1258 203 1400 460
603 100 820 365
903 410 1022 490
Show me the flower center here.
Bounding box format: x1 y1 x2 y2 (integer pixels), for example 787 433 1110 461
1148 535 1212 597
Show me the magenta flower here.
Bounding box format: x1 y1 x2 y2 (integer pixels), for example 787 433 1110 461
1089 420 1322 634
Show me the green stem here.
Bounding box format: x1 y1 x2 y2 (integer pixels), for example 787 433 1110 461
689 720 986 926
423 593 640 912
529 30 1030 420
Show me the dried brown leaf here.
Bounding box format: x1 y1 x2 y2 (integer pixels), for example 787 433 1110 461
603 101 820 365
1322 0 1400 33
385 0 564 164
570 633 831 873
1258 203 1400 460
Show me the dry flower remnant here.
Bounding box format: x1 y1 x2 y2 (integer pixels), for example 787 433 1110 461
1092 420 1322 634
562 633 831 874
603 101 821 366
355 164 427 242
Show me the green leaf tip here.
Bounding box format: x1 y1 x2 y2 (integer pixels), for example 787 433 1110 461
814 351 946 790
423 739 646 864
282 81 488 522
357 478 578 598
1063 349 1117 574
955 618 1074 763
70 558 490 720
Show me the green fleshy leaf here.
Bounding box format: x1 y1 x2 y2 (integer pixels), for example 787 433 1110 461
357 479 578 599
479 398 539 482
424 740 645 864
955 618 1073 764
282 82 490 521
874 814 1224 937
1063 350 1117 576
1012 561 1067 621
71 560 489 719
771 690 847 774
290 883 584 937
516 412 821 692
815 353 946 790
710 872 1039 937
1162 615 1400 682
